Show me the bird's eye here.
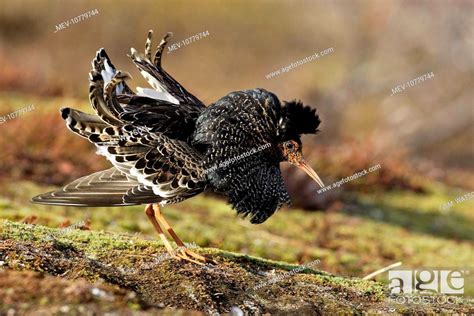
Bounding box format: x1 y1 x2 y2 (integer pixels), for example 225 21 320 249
287 142 294 150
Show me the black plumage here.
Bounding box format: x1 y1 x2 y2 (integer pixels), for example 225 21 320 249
32 30 324 226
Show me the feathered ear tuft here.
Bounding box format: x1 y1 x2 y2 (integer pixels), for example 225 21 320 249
282 100 321 135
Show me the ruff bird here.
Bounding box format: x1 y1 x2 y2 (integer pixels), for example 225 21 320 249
32 31 324 264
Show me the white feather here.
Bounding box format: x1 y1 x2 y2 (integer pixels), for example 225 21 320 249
138 70 180 104
136 87 179 104
101 59 115 85
95 145 110 158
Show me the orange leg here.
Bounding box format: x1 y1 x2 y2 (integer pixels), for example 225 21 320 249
145 204 175 255
152 204 210 264
145 204 205 264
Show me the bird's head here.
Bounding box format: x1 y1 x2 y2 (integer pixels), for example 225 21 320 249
277 100 325 188
278 139 325 188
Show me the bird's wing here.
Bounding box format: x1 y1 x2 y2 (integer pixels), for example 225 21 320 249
33 109 207 207
86 43 207 202
91 131 207 204
116 95 202 141
60 99 206 203
193 89 291 223
30 167 158 206
129 31 205 108
88 47 203 142
32 40 207 207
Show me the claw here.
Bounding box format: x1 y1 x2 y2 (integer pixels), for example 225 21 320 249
172 247 214 265
175 250 205 265
183 248 206 261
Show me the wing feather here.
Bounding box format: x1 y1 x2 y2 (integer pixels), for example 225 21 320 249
32 30 207 207
31 168 161 206
129 31 205 107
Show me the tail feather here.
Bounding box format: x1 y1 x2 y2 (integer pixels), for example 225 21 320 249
91 48 134 95
129 31 205 107
88 49 134 125
88 69 123 125
60 107 110 139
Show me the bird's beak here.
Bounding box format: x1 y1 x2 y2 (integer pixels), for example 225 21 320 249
296 160 325 188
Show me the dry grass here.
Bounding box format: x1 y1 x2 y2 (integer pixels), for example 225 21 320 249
0 99 107 185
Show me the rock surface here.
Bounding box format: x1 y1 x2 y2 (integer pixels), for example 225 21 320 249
1 220 471 315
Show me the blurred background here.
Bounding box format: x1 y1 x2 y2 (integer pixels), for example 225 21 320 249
0 0 473 307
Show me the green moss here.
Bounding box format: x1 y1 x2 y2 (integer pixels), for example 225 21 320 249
1 180 473 300
0 220 384 297
7 220 446 313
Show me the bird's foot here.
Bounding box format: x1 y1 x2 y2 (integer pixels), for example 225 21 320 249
145 203 217 265
174 252 204 265
174 247 214 265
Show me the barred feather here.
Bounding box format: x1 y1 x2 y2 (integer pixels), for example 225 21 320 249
32 30 322 225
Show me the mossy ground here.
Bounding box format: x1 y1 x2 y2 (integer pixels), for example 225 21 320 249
1 220 472 315
0 179 473 314
1 180 472 278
